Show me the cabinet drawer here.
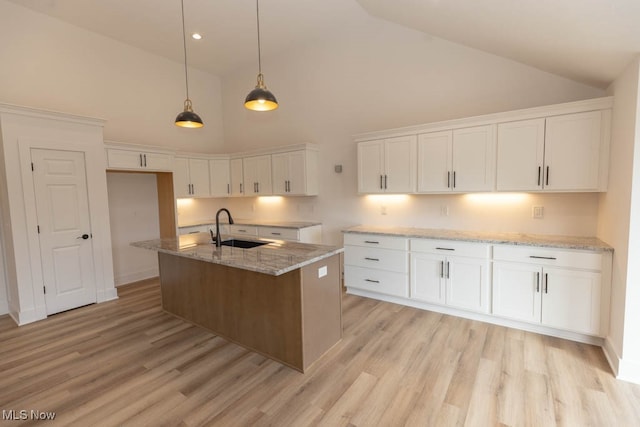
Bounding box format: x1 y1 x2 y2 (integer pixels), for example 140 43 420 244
493 245 602 270
344 246 408 273
178 225 210 235
343 233 408 250
258 226 300 241
345 265 409 298
410 239 490 258
229 225 258 236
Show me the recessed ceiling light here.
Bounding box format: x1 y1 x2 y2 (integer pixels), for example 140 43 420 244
191 33 202 40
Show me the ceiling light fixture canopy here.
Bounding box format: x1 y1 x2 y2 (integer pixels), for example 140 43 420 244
245 0 278 111
175 0 203 128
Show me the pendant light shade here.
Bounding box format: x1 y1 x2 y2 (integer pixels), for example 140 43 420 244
245 0 278 111
175 0 204 128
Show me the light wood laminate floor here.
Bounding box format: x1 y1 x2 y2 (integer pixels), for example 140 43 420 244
1 278 639 426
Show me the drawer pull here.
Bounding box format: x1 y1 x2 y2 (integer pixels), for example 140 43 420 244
237 229 247 233
529 255 557 260
365 279 380 284
436 247 455 251
271 232 281 236
364 257 380 261
535 272 540 292
364 240 380 244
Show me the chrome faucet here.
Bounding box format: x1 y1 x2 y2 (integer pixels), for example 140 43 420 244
214 208 234 247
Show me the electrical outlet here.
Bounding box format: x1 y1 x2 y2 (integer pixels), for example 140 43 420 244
532 206 544 219
440 205 449 216
380 205 387 215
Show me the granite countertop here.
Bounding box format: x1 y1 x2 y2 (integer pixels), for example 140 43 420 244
132 232 343 276
178 219 322 229
343 225 613 252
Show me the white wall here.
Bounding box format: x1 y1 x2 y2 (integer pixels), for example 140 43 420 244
0 0 224 153
599 56 640 382
106 173 160 286
598 58 639 373
0 206 8 315
217 15 604 244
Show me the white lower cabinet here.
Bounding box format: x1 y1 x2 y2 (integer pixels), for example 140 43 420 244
344 234 409 298
492 245 604 336
410 240 490 313
343 231 611 342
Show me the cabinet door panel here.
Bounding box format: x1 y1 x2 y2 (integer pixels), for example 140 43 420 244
173 157 191 198
230 158 244 196
209 159 230 197
271 152 289 195
358 141 385 193
144 152 173 171
384 136 416 193
287 150 307 195
417 131 452 192
452 125 496 192
544 111 601 191
492 262 541 324
541 268 601 335
188 159 210 197
496 119 545 191
410 253 445 304
446 256 489 313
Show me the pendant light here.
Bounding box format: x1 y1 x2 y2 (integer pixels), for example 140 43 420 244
244 0 278 111
175 0 204 128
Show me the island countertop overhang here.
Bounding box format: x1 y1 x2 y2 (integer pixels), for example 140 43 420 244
132 232 344 276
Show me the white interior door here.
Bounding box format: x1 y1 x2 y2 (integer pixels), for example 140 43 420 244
31 148 96 315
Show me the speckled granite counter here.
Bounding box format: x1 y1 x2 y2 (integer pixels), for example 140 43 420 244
178 219 322 229
343 226 613 252
132 232 343 276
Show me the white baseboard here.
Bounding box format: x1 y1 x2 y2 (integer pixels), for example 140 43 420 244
11 303 47 325
602 337 640 385
114 267 159 287
97 287 118 303
603 337 620 376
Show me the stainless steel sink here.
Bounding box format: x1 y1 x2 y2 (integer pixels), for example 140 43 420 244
219 239 269 249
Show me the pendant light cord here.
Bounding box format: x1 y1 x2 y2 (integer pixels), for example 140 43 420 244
256 0 262 75
181 0 190 100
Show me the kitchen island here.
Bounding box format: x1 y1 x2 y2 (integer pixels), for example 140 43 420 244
133 233 343 372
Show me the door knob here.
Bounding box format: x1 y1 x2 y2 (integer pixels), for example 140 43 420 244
77 234 90 240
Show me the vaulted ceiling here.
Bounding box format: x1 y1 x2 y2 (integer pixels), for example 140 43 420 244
9 0 640 88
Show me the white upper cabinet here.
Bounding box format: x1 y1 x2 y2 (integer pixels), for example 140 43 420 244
209 158 231 197
451 125 496 192
243 155 272 196
174 157 210 198
417 131 452 192
544 111 603 191
356 97 611 195
497 111 605 192
271 149 318 196
106 148 173 172
417 125 496 193
496 118 546 191
358 135 417 193
230 158 244 197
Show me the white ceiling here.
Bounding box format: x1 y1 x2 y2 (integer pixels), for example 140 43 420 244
9 0 640 88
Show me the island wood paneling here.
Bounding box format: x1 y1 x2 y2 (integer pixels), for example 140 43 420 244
158 252 343 372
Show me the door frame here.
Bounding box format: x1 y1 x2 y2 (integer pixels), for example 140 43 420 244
18 136 117 323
